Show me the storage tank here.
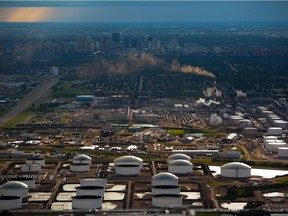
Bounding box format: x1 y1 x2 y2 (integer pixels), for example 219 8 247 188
0 196 22 210
152 185 180 195
8 177 35 188
70 163 90 173
72 195 102 209
152 194 182 208
167 153 191 164
267 127 283 136
152 172 178 186
25 157 45 166
21 164 41 173
76 186 105 197
238 119 252 129
73 154 92 165
0 181 29 198
221 162 251 178
168 159 193 174
229 116 243 125
266 142 286 153
278 147 288 158
273 120 288 129
114 155 143 168
114 164 141 176
243 127 257 135
80 178 107 187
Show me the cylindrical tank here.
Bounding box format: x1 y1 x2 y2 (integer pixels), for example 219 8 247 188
25 158 45 166
167 153 191 164
72 195 102 209
221 162 251 178
273 120 288 129
8 177 35 188
152 185 180 195
229 116 243 125
21 164 41 173
76 186 105 197
278 147 288 158
152 194 182 208
266 142 286 153
243 127 257 135
70 163 90 172
238 119 252 129
73 154 92 165
114 155 143 168
0 196 22 210
0 181 29 198
267 127 283 136
168 159 193 174
209 114 223 126
152 172 178 186
80 178 107 187
115 165 141 176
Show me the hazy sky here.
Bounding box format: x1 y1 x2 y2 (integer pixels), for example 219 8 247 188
0 1 288 22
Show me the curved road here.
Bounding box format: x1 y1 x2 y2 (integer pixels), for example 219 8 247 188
0 78 58 127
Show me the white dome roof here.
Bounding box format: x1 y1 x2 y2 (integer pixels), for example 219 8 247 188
114 155 143 163
210 114 223 126
221 162 251 169
169 159 192 166
168 153 191 161
1 181 28 190
74 154 92 161
152 172 178 181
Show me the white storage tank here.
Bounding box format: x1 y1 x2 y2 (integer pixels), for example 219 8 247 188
114 155 143 168
25 157 45 166
221 162 251 178
0 181 29 198
264 136 278 142
267 127 283 136
167 153 191 164
273 120 288 129
72 195 102 209
115 164 141 176
0 196 22 210
209 114 223 126
278 147 288 158
8 177 36 188
229 116 243 125
243 127 257 135
80 178 107 187
266 142 286 153
238 119 252 129
168 159 193 174
70 163 90 173
76 186 105 197
73 154 92 165
152 185 180 195
152 172 179 186
152 194 182 208
21 164 41 173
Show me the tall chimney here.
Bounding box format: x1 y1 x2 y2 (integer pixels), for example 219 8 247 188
213 77 217 99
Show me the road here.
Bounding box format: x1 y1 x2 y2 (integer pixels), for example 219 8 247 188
0 78 58 127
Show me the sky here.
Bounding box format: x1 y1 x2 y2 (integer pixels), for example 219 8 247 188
0 1 288 23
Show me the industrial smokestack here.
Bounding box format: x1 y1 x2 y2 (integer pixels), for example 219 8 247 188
213 77 217 100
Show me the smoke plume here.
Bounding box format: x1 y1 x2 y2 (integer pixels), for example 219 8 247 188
81 53 214 78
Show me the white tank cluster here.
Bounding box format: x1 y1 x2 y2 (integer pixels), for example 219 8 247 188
220 162 251 178
209 114 223 126
264 136 287 153
151 172 182 207
70 154 92 173
72 178 107 209
229 115 244 125
114 155 143 176
257 107 288 129
0 181 29 198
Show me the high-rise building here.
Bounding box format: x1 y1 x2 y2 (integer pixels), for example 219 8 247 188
111 32 120 43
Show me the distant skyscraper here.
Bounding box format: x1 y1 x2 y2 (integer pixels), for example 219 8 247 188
112 32 120 43
76 34 85 51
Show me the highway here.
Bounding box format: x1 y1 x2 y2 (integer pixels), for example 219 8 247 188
0 78 58 127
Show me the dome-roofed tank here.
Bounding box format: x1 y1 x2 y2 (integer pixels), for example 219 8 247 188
0 181 29 198
209 114 223 126
152 172 178 186
168 159 193 174
114 155 143 168
0 196 22 210
167 153 191 164
8 177 35 188
73 154 92 165
221 162 251 178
